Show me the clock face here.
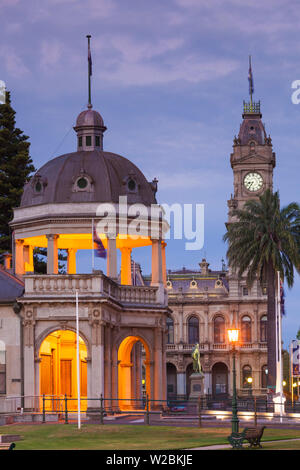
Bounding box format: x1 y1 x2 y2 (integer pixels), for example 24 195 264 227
243 172 263 192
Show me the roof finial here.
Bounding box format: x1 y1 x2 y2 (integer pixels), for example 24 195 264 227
86 35 92 109
248 55 254 109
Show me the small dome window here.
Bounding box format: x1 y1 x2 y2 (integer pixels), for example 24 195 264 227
77 177 88 189
124 174 139 194
35 181 42 193
73 171 93 193
127 179 136 191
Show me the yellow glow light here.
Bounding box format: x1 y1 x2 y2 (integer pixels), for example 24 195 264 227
228 328 239 343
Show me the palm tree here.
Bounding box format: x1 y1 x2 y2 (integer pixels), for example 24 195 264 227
224 189 300 391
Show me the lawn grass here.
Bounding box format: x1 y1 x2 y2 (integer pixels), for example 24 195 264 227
1 424 300 450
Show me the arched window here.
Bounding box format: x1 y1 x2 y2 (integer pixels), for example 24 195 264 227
188 316 199 344
241 316 252 343
166 317 174 344
261 365 268 389
242 365 252 388
260 315 267 342
214 316 225 343
0 341 6 394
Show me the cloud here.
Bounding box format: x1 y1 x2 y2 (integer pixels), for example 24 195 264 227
0 46 30 78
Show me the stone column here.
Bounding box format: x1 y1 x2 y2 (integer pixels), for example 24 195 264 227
104 326 112 408
153 328 163 407
3 253 12 270
67 248 77 274
176 371 186 399
151 239 163 285
88 312 105 411
161 241 167 287
107 236 117 279
15 239 24 276
46 235 59 274
24 245 34 272
23 309 36 410
120 247 132 285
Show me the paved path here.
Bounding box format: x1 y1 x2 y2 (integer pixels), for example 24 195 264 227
189 437 300 450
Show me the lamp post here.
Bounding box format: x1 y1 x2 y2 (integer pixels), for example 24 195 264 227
228 328 239 433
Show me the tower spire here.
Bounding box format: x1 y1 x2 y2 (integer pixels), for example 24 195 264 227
86 35 92 109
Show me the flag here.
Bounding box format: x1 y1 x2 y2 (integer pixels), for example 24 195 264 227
280 280 285 316
88 43 92 77
93 228 106 259
248 56 254 97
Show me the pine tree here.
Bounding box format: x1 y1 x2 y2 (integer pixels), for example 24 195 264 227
0 90 35 255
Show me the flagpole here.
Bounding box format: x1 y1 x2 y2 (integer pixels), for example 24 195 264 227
86 35 92 107
76 290 81 429
276 271 283 422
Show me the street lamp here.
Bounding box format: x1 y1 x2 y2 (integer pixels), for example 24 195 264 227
228 328 239 433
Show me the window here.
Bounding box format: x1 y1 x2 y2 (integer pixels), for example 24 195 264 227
261 365 268 389
188 316 199 344
78 136 82 147
166 317 174 344
0 341 6 394
77 177 88 189
242 365 252 388
95 135 100 147
86 136 92 146
127 178 136 192
214 316 225 343
241 316 251 343
243 287 249 296
260 315 267 342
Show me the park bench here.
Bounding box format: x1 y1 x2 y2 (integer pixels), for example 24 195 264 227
228 426 266 449
0 443 16 450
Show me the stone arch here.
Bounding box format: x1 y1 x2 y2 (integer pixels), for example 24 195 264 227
117 334 151 410
38 328 89 412
166 362 177 400
35 324 90 358
211 361 229 398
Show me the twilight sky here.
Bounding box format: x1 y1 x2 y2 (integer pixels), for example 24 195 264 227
1 0 300 348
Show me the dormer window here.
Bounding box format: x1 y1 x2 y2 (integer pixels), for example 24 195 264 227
124 174 139 194
190 280 197 289
32 173 47 195
35 181 42 193
128 179 136 191
73 171 93 193
77 177 88 189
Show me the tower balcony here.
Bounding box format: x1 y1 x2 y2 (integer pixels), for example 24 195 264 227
21 273 167 307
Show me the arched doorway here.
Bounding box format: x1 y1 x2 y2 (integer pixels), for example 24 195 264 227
118 336 151 410
39 330 88 411
166 363 177 400
212 362 228 398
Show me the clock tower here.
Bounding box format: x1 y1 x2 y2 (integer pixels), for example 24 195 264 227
227 100 276 223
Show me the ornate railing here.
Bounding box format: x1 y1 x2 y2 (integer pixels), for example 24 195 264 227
22 274 166 306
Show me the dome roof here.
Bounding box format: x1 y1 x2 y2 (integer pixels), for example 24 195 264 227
238 116 267 145
75 107 105 129
21 150 157 207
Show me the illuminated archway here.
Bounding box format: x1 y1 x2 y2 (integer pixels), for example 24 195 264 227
39 330 87 412
118 336 151 410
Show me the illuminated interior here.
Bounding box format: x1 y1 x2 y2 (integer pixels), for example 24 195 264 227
118 336 150 410
14 232 168 286
39 330 87 412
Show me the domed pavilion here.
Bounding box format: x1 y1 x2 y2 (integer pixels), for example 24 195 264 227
9 39 169 414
